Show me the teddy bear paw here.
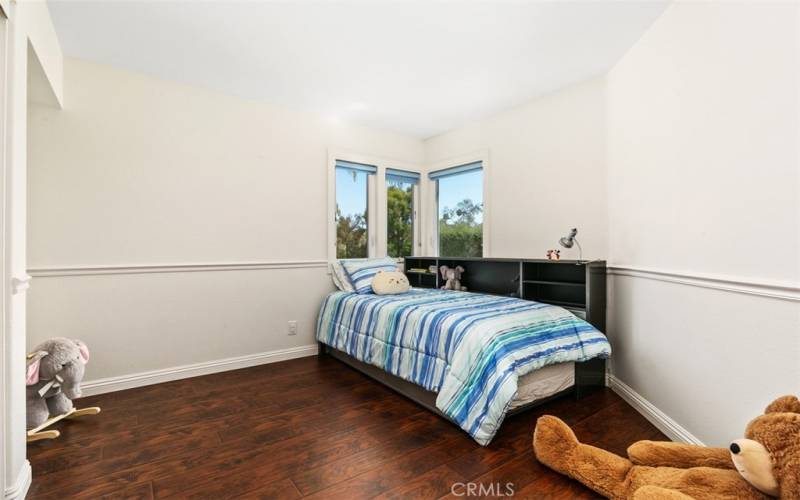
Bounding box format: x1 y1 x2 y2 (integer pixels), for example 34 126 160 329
533 415 580 473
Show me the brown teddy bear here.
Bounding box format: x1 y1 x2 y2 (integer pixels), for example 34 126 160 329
533 395 800 500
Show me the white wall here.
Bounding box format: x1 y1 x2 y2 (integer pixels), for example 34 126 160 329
27 58 424 384
424 77 608 260
607 1 800 445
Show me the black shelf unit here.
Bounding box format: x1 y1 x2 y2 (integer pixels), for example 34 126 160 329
404 256 606 331
403 257 439 289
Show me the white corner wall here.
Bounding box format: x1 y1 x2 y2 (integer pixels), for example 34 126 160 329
607 1 800 445
27 58 425 386
424 77 608 260
23 0 63 107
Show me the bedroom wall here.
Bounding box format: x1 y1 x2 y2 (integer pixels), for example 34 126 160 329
423 77 608 260
606 1 800 445
27 58 425 387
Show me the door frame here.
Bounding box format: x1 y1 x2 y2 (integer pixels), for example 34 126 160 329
0 2 32 497
0 4 9 497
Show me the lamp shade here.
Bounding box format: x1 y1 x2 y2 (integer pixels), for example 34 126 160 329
559 228 578 248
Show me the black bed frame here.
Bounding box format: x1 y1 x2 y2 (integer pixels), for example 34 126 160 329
319 257 607 422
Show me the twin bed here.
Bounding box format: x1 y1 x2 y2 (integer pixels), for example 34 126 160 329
316 281 611 445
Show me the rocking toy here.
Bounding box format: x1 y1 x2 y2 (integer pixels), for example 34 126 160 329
25 338 101 442
26 407 101 442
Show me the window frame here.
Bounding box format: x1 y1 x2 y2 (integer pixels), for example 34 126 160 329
424 150 491 258
327 150 424 263
385 168 421 259
332 160 376 260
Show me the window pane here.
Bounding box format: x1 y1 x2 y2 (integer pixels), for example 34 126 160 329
336 167 369 258
387 176 414 258
438 169 483 257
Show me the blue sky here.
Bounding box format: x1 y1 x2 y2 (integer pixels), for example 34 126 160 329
336 168 368 217
335 168 483 222
437 169 483 223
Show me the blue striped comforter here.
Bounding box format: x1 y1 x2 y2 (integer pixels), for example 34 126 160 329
316 288 611 445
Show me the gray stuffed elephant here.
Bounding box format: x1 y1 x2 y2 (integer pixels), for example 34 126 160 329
25 337 90 429
440 265 467 291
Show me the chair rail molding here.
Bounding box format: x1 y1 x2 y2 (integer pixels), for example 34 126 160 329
608 265 800 302
10 274 30 294
28 260 329 277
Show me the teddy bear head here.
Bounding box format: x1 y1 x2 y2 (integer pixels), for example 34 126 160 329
729 395 800 498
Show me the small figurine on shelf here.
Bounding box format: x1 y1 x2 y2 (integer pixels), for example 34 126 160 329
546 249 561 261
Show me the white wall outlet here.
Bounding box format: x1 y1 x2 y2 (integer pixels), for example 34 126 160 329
287 320 298 336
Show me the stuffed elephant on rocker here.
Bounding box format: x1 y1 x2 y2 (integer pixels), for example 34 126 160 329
26 337 90 429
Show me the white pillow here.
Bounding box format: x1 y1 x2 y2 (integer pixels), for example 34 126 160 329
330 263 345 290
330 260 355 292
341 258 400 294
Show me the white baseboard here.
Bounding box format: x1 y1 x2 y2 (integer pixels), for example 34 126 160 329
608 374 704 446
4 461 31 500
81 344 318 397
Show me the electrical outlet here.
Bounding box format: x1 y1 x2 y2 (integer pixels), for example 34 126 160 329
287 320 297 336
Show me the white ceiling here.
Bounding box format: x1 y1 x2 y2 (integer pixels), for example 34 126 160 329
48 1 669 138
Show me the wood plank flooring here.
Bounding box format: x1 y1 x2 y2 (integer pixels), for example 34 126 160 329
26 355 666 499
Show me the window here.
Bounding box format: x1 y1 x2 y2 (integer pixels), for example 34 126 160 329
386 169 419 258
335 160 375 258
328 154 423 262
430 161 483 257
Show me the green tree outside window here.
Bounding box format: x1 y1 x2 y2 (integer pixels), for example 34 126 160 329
439 198 483 257
387 181 414 258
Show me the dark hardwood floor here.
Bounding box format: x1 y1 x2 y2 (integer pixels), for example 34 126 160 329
27 355 666 499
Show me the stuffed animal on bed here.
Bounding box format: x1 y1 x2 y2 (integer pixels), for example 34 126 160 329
371 270 410 295
26 337 90 429
533 395 800 500
440 265 467 291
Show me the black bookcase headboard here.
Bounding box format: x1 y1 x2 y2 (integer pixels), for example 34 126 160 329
404 256 607 331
